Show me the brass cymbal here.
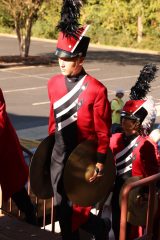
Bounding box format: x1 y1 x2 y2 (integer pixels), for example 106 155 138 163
64 140 116 206
29 134 54 199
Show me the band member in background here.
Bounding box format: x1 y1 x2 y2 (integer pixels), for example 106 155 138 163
47 1 111 239
111 88 125 134
110 64 159 239
0 88 36 225
141 97 160 168
149 128 160 168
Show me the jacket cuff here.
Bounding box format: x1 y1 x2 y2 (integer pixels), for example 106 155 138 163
96 152 106 164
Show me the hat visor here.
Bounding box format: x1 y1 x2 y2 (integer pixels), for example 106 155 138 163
121 112 139 121
55 48 80 58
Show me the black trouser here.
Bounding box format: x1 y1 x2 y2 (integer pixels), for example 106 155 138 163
111 179 123 240
72 212 111 240
11 187 36 225
55 195 74 240
111 193 121 240
82 212 110 240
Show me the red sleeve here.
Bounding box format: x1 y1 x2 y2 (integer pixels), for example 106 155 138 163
148 138 160 169
137 140 159 177
94 86 111 159
48 81 56 135
0 89 6 136
109 133 122 163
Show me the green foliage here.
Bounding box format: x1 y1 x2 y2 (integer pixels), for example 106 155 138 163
32 0 61 38
81 0 160 50
0 0 160 51
0 3 14 29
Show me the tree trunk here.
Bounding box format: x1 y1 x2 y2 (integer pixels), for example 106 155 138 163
15 20 23 57
137 15 143 43
2 0 44 58
24 18 33 58
15 16 34 58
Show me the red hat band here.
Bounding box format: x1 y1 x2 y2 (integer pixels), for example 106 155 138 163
56 32 77 53
121 100 148 123
55 25 90 58
123 100 145 114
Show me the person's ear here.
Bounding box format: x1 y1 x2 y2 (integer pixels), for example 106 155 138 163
79 57 84 65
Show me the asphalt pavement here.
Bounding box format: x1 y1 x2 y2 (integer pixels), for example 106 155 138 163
0 34 160 140
0 34 160 240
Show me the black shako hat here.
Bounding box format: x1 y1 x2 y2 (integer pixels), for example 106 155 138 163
55 0 90 58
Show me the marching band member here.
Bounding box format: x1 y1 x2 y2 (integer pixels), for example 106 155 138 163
48 1 111 240
110 64 159 239
47 1 111 239
0 88 36 225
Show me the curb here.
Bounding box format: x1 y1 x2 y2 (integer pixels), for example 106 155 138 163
0 33 160 55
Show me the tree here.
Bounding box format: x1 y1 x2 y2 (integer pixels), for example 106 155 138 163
1 0 46 57
81 0 160 49
32 0 62 39
82 0 130 45
126 0 160 43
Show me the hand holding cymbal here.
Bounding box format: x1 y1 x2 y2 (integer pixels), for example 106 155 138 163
64 140 116 206
89 163 104 182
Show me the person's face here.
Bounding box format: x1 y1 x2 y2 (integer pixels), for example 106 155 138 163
58 57 84 77
116 93 124 99
121 117 139 135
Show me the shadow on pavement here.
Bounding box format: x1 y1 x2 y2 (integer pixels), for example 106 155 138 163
41 50 160 66
85 49 160 65
0 49 160 68
8 113 48 131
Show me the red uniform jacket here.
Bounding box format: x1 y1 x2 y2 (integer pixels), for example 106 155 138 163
110 133 159 239
48 74 111 230
146 136 160 169
110 133 159 177
0 88 28 201
48 74 111 156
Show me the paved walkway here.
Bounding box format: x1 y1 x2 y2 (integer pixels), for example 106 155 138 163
0 215 115 240
0 215 61 240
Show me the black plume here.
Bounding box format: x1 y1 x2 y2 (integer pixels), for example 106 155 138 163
57 0 83 39
130 63 158 100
